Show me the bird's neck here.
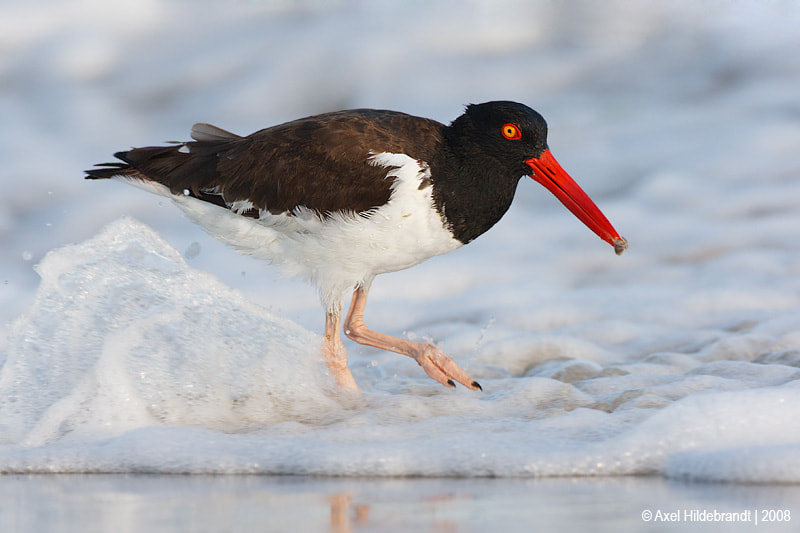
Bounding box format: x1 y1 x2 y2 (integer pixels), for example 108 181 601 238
429 142 522 244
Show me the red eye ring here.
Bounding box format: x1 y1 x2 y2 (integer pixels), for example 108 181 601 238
501 123 522 140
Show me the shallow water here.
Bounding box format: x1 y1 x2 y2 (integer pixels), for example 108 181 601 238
2 475 798 533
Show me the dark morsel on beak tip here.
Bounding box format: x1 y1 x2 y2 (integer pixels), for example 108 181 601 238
614 237 628 256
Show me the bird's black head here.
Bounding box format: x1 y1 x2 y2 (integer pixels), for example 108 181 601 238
447 100 549 177
442 100 627 254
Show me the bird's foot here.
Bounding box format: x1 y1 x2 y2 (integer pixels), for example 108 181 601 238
343 286 481 391
413 343 482 391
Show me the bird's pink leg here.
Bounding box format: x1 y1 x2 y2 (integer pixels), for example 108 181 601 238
343 286 481 391
323 307 359 392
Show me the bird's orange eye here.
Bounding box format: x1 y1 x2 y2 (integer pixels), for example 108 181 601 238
501 123 522 140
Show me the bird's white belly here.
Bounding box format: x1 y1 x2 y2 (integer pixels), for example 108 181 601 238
268 153 462 305
139 152 461 309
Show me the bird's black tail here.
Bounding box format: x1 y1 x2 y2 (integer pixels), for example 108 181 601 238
84 144 237 213
84 152 139 180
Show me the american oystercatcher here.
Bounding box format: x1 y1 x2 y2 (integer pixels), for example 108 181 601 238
86 101 626 392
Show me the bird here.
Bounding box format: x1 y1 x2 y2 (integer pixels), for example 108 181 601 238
86 101 627 392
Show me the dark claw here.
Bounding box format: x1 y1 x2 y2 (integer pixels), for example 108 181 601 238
471 381 482 391
447 379 456 388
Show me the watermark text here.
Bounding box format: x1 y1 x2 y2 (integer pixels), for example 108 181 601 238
641 508 791 526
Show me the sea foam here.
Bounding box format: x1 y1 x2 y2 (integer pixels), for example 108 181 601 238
2 218 799 482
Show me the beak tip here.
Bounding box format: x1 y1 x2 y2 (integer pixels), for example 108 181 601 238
613 237 628 256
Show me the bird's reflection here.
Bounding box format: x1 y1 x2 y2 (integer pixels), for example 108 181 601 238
328 490 465 533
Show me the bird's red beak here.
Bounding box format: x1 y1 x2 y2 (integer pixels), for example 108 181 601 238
526 149 627 255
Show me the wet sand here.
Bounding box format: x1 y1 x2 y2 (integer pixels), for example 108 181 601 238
1 474 797 532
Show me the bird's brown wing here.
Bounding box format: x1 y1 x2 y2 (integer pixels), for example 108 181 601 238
86 109 445 217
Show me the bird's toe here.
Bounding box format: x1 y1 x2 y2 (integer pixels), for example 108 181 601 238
415 344 481 391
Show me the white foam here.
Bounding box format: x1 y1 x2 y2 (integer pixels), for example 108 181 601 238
0 218 345 450
1 218 799 481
